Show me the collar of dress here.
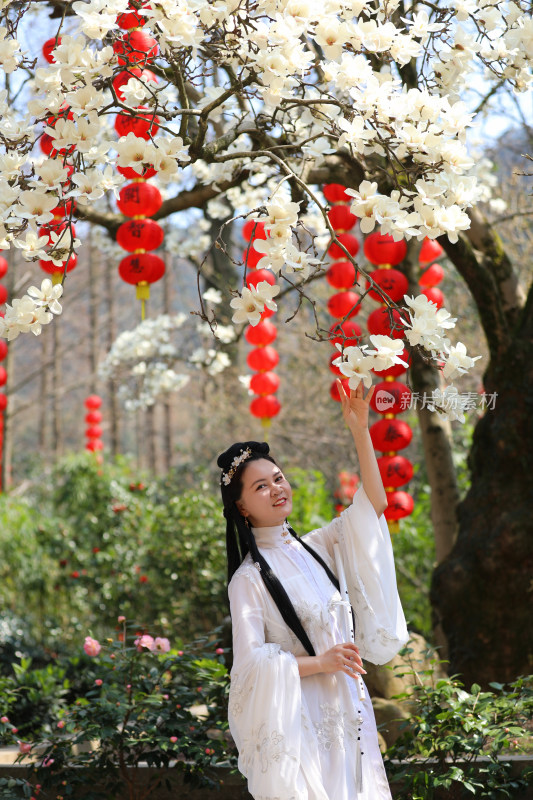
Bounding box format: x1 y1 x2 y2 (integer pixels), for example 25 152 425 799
251 520 297 548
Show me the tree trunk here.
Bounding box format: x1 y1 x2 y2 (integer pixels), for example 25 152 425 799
430 213 533 686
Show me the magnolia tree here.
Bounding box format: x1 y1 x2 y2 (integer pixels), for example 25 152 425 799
0 0 531 684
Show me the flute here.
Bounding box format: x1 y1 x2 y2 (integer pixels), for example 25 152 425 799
333 542 366 702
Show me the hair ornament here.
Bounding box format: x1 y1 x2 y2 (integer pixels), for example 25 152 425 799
222 447 252 485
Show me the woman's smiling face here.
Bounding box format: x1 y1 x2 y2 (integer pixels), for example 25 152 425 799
236 458 293 528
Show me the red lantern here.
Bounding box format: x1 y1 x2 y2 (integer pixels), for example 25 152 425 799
326 261 357 290
113 68 143 100
370 417 413 452
367 307 405 338
0 341 7 360
384 491 414 521
0 366 6 386
330 377 350 402
364 233 407 266
86 425 103 438
114 110 159 139
119 252 165 284
113 30 158 66
250 371 280 394
85 411 102 424
419 262 444 287
85 395 102 410
0 286 7 305
117 164 157 180
377 455 414 488
366 268 408 303
242 244 263 268
329 319 362 348
117 2 148 29
421 287 444 308
51 200 76 219
246 269 276 288
242 220 267 241
39 221 77 245
372 347 410 378
39 253 78 276
86 439 104 452
116 219 164 252
42 37 61 63
419 237 443 264
323 184 351 203
0 257 7 279
250 395 281 418
328 352 342 376
370 380 411 416
328 233 359 260
245 321 277 346
247 346 279 372
260 306 275 320
327 205 357 232
327 291 361 319
0 394 7 412
118 182 162 217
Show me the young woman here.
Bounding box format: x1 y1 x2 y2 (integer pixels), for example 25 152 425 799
217 380 408 800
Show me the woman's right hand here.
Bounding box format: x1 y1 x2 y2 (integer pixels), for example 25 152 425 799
317 642 367 679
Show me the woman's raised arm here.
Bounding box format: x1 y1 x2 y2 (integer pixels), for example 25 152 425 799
337 379 388 518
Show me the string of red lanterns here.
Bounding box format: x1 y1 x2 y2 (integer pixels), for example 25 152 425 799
38 41 78 284
0 255 8 493
85 395 104 454
113 3 165 319
323 183 363 403
363 232 414 531
418 238 445 307
242 221 281 430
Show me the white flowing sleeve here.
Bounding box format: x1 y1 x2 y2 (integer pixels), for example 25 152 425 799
304 486 409 665
228 565 307 800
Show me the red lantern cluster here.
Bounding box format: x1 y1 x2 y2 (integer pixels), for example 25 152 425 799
84 395 103 453
38 68 78 284
418 238 445 308
323 184 362 402
112 5 164 317
363 232 413 528
242 221 281 428
0 255 7 493
334 471 360 514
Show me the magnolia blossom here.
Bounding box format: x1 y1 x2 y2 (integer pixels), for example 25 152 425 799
425 386 470 423
442 342 482 382
334 345 375 389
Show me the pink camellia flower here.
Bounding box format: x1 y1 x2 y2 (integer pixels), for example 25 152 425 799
57 721 65 729
0 716 9 723
94 679 103 686
177 650 183 656
117 615 126 623
169 736 178 743
41 757 54 768
18 741 32 754
83 637 101 657
135 635 154 651
153 637 170 653
215 648 224 655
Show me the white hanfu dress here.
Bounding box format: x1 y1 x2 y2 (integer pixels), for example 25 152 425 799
228 485 409 800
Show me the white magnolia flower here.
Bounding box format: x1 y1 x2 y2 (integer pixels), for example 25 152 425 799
27 278 63 315
230 287 264 326
13 191 57 224
366 335 408 372
252 280 280 312
202 288 222 304
12 231 49 260
425 386 469 423
442 341 482 382
334 344 374 389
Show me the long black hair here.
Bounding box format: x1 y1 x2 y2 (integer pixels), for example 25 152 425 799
218 441 341 657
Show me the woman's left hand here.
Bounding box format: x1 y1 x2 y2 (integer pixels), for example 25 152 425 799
337 378 375 431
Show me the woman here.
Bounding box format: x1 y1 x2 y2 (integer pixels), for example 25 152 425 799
217 380 408 800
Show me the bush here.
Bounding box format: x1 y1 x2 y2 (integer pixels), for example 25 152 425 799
0 623 234 800
385 663 533 799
